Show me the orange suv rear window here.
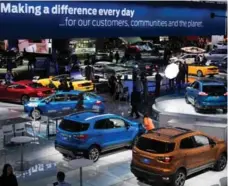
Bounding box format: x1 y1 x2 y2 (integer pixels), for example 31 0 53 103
136 137 175 154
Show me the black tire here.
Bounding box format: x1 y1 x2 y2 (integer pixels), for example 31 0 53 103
194 100 201 113
223 109 227 114
136 177 145 182
214 153 227 171
87 145 100 162
197 70 203 77
31 109 41 120
185 95 190 104
21 95 30 105
130 135 139 149
170 169 186 186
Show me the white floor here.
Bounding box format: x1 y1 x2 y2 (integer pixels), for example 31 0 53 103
16 150 227 186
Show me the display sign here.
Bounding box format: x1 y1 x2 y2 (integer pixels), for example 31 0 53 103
0 1 226 39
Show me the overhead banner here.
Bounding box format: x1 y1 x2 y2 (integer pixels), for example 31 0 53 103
0 1 226 39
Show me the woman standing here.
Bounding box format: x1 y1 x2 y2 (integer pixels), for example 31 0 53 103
0 164 18 186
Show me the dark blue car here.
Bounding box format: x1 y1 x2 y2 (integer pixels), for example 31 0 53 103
55 112 145 162
185 80 227 113
24 91 105 120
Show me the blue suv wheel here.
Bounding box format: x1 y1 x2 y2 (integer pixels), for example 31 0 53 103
87 146 100 162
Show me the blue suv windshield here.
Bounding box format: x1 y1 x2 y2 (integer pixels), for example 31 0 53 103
41 94 54 102
59 120 90 132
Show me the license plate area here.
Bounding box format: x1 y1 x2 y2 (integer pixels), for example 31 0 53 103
140 158 151 164
92 105 100 110
30 97 40 101
61 134 70 141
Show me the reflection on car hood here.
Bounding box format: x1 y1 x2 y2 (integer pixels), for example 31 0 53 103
170 57 178 60
107 66 128 71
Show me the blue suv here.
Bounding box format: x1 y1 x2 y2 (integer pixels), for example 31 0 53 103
24 91 105 120
55 112 145 162
185 80 227 113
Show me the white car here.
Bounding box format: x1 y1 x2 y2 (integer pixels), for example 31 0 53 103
169 54 199 64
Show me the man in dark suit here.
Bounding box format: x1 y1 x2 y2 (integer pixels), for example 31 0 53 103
130 87 141 119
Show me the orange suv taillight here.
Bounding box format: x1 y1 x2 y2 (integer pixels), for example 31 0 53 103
157 156 173 163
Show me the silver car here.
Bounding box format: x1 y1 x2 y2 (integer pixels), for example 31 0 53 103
205 47 227 61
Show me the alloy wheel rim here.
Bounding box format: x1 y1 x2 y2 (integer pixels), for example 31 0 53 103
175 172 185 186
219 155 227 170
89 148 99 161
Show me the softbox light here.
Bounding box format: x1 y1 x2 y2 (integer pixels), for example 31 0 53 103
165 63 179 79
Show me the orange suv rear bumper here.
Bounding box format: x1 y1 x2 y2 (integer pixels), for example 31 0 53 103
131 162 173 183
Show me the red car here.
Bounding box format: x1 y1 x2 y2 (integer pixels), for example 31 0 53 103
0 80 54 104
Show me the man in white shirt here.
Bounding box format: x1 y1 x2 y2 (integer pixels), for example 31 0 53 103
53 171 71 186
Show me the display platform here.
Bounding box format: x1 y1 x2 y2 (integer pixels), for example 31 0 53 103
155 96 227 119
152 95 227 140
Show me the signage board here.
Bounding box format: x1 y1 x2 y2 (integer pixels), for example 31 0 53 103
0 2 226 39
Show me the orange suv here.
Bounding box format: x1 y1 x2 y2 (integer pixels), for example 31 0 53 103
131 127 227 186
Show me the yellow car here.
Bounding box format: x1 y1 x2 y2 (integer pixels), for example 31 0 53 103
188 64 219 77
36 74 94 92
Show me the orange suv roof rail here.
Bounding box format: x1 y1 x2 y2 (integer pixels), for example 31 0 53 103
148 127 193 139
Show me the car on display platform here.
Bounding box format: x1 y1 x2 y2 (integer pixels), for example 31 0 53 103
55 112 145 162
119 60 157 76
205 47 227 61
91 52 111 62
185 80 227 113
169 53 199 64
35 74 94 92
130 41 153 52
81 61 129 79
131 127 227 186
0 80 53 104
24 91 105 120
128 42 164 57
207 56 227 73
188 63 219 77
